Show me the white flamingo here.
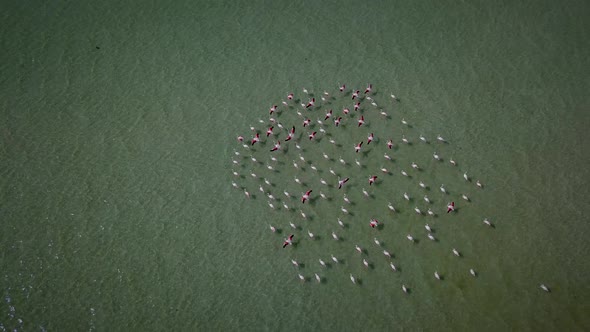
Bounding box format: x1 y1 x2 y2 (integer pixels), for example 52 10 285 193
388 202 396 212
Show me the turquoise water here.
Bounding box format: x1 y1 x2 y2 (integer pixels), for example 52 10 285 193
1 0 589 331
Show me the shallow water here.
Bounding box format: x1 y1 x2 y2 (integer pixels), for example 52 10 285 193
0 0 589 331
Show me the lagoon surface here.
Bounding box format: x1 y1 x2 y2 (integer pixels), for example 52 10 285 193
1 0 589 331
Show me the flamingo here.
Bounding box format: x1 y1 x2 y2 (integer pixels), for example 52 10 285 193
301 190 312 203
403 192 410 201
447 202 455 213
368 175 377 185
387 202 396 212
355 142 363 153
324 109 333 120
338 177 349 189
251 133 260 145
358 116 365 127
362 188 369 197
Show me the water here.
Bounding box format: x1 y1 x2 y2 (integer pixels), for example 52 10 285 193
1 0 589 330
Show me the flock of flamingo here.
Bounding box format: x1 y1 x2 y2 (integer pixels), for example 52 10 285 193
230 84 550 294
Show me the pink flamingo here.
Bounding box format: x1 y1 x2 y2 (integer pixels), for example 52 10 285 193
270 141 281 152
355 142 363 153
447 202 455 213
251 133 260 145
301 190 312 203
358 116 365 127
369 175 377 186
324 109 333 120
